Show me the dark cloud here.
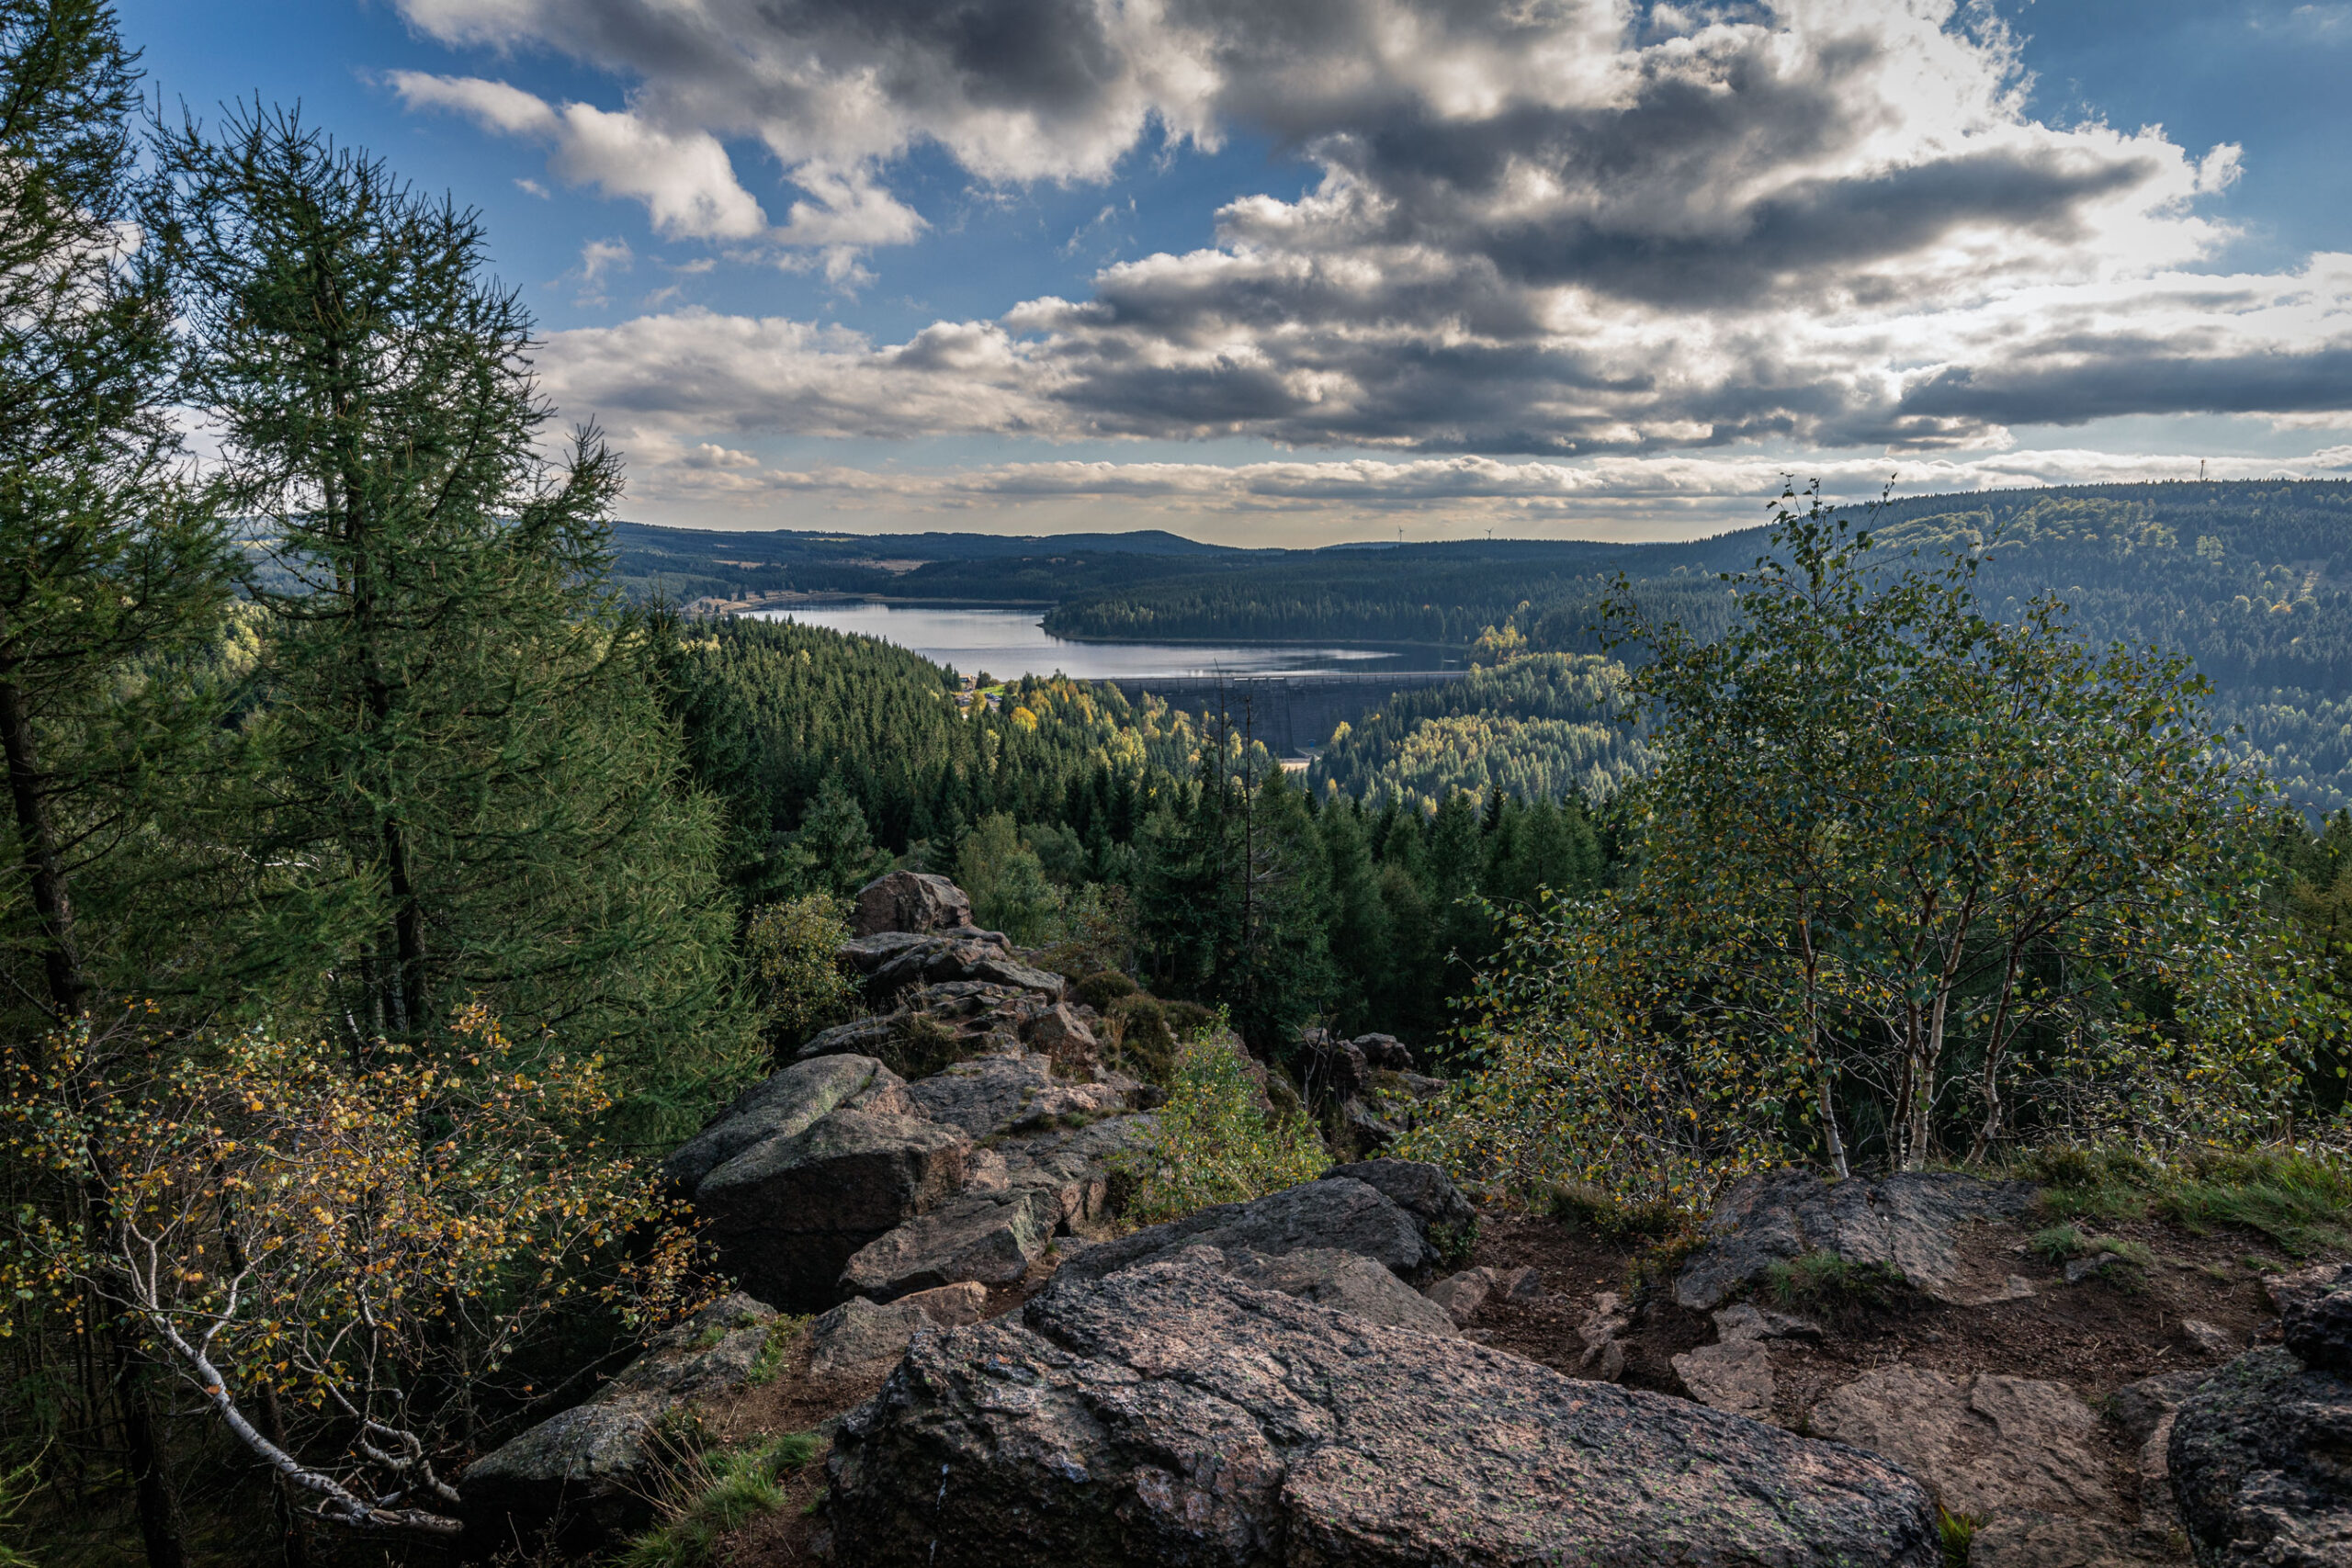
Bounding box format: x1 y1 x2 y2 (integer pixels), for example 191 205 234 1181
406 0 2348 468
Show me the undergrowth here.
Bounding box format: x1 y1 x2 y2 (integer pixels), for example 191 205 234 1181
1549 1180 1694 1243
1766 1251 1909 1311
616 1432 822 1568
1938 1507 1977 1568
2018 1144 2352 1257
1110 1021 1327 1227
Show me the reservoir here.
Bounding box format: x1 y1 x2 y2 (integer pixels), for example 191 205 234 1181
751 602 1457 682
752 602 1468 753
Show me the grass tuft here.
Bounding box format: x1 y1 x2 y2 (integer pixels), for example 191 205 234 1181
2158 1149 2352 1258
1549 1180 1691 1242
1765 1250 1908 1310
1938 1507 1977 1568
2029 1224 2085 1264
616 1433 822 1568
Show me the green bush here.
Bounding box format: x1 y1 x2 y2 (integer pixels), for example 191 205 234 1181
1104 995 1178 1083
1072 970 1140 1011
745 894 859 1055
1549 1180 1691 1242
1113 1024 1329 1227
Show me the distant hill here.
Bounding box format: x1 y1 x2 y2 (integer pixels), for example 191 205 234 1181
618 482 2352 814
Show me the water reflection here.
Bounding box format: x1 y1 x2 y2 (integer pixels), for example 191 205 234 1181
750 602 1453 681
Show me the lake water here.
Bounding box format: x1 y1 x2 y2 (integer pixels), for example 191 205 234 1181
752 602 1456 682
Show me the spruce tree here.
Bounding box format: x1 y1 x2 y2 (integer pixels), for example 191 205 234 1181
161 107 750 1127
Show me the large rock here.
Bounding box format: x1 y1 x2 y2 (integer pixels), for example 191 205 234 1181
666 1055 969 1311
1317 1157 1477 1242
1676 1168 2039 1310
460 1293 776 1553
2279 1269 2352 1375
822 1253 1941 1567
1050 1176 1434 1288
808 1283 989 1383
857 933 1065 1005
1810 1365 2117 1521
1674 1338 1777 1421
840 1186 1061 1299
2167 1348 2352 1568
663 1054 914 1191
904 1049 1131 1137
852 871 974 937
1215 1246 1461 1336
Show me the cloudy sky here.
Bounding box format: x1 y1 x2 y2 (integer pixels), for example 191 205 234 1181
123 0 2352 543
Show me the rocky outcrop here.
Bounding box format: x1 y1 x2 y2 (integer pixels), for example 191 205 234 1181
664 1055 970 1311
1811 1366 2118 1521
460 1293 777 1554
1318 1157 1477 1242
2276 1262 2352 1374
822 1252 1943 1567
808 1283 989 1384
1675 1168 2039 1310
852 871 974 937
840 1185 1062 1298
2169 1347 2352 1567
1049 1175 1438 1289
839 927 1065 1006
1215 1245 1461 1336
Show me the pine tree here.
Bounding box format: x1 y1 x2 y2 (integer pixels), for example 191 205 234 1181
161 107 750 1125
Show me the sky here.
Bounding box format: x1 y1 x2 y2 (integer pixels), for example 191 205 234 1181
118 0 2352 545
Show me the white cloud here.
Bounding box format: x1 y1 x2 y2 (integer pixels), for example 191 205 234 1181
388 0 2351 507
391 73 769 241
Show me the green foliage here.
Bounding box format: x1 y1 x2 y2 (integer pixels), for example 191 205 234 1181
616 1433 820 1568
1072 971 1140 1010
1408 489 2335 1206
745 895 859 1055
880 1011 967 1081
1939 1506 1978 1568
1113 1024 1328 1226
1765 1252 1908 1310
958 812 1065 943
1548 1181 1691 1242
2029 1224 2086 1264
0 1448 37 1568
1102 994 1179 1084
1311 655 1646 810
2158 1148 2352 1256
158 106 755 1133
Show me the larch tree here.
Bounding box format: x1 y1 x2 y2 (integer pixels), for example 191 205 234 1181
159 106 752 1134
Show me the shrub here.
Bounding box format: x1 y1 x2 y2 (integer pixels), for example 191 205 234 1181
1549 1180 1691 1242
1072 971 1140 1011
0 1009 705 1539
1113 1023 1329 1227
745 894 858 1054
880 1011 966 1080
1104 995 1178 1083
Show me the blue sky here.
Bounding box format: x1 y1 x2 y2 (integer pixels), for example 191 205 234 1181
119 1 2352 543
